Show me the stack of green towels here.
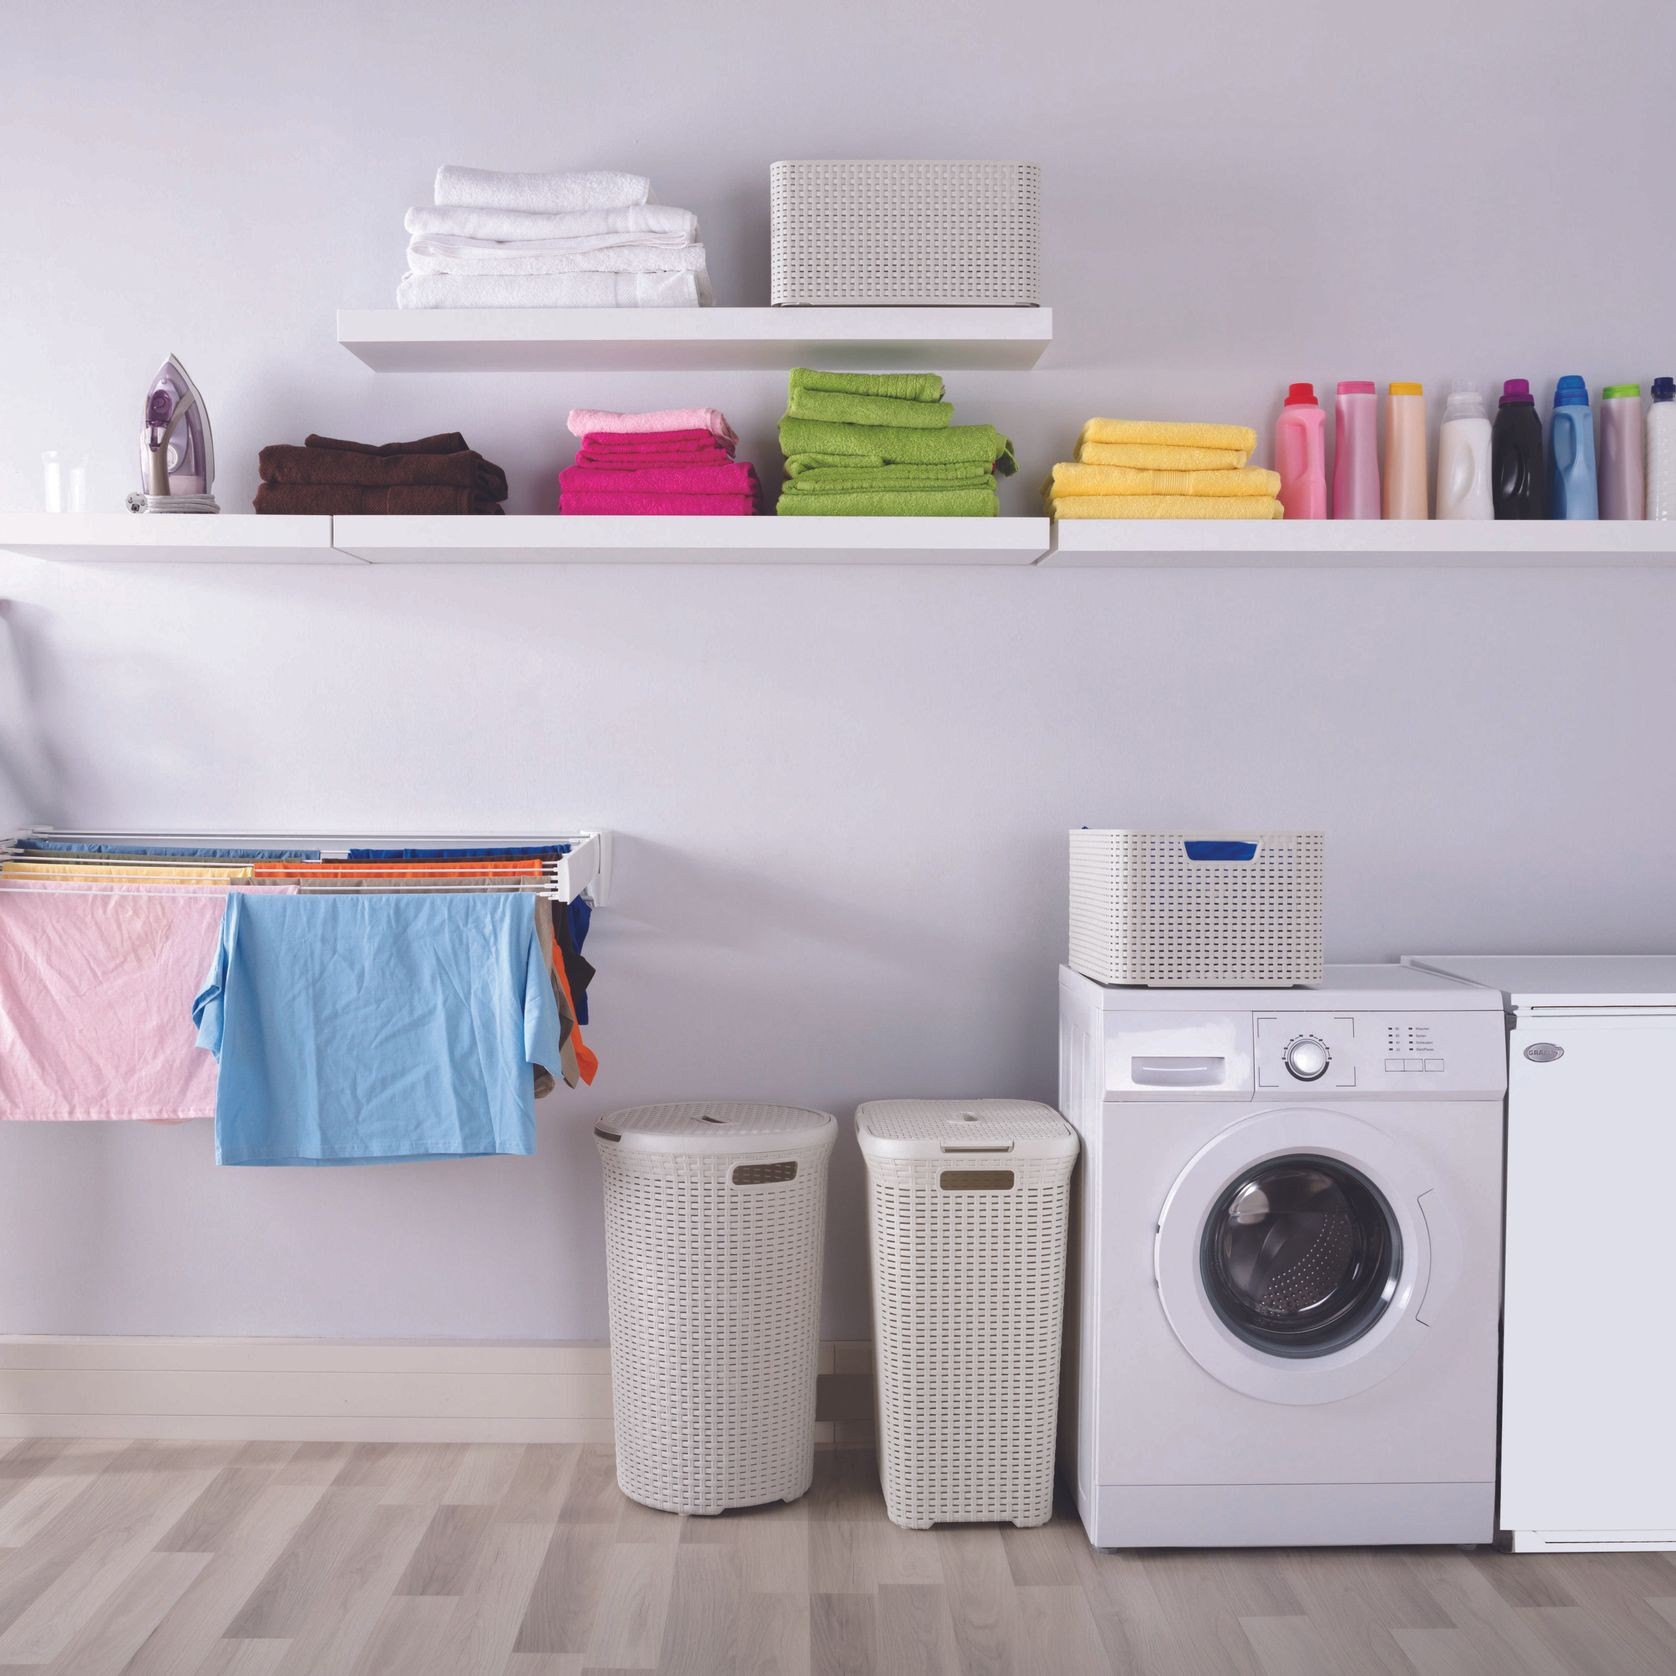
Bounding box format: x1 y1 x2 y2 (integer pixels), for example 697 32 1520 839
776 367 1016 516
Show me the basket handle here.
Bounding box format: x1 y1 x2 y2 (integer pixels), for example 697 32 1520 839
1183 839 1258 861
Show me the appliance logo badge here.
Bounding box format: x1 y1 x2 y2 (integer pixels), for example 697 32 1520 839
1523 1042 1565 1063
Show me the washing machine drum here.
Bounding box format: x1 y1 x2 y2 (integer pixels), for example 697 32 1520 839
1202 1155 1400 1358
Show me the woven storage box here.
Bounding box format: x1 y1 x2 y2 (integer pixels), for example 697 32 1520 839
770 160 1040 306
595 1101 837 1515
857 1099 1077 1530
1069 829 1325 988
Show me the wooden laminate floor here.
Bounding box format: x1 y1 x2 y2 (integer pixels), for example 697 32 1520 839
0 1438 1672 1675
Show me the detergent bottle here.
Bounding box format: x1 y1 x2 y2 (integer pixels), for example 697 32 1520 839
1331 381 1380 518
1435 387 1493 520
1492 379 1546 519
1647 377 1676 520
1547 375 1598 519
1275 383 1327 519
1600 385 1646 519
1382 382 1428 518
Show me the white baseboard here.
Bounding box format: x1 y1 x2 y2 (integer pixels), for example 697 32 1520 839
0 1336 875 1445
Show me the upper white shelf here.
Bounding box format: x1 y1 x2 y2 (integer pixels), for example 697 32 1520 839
335 306 1053 373
0 512 346 565
334 514 1051 565
1043 519 1676 568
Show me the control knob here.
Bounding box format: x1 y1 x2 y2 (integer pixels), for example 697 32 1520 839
1283 1035 1331 1081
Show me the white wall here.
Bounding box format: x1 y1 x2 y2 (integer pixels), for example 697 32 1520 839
2 0 1674 1342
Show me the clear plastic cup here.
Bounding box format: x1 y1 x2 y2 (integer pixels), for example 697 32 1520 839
43 451 88 513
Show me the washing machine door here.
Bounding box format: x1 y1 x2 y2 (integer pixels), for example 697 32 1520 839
1154 1107 1452 1405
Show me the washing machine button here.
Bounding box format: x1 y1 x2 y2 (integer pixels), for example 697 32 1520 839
1283 1036 1331 1081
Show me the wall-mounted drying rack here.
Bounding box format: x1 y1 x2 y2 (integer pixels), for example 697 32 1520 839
1 828 613 907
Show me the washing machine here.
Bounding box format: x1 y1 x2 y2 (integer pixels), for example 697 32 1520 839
1058 963 1507 1549
1407 955 1676 1552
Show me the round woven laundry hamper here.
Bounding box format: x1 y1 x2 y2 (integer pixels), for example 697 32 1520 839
857 1099 1078 1530
594 1101 838 1516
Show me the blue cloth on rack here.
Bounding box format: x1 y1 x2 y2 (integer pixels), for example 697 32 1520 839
345 845 570 860
18 841 322 859
193 892 561 1166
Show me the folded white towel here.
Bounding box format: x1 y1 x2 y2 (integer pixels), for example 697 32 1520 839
405 238 710 278
405 203 696 243
434 165 651 214
396 269 706 309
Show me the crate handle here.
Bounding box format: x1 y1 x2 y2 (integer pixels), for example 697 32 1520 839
1130 1056 1227 1087
939 1169 1015 1191
939 1142 1014 1154
732 1161 797 1186
1183 839 1258 861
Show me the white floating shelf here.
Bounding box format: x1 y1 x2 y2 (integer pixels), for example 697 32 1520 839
0 513 346 565
1043 520 1676 568
336 306 1052 373
334 514 1052 565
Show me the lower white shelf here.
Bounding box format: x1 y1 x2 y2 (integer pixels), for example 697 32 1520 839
0 512 345 564
1043 519 1676 567
333 514 1051 565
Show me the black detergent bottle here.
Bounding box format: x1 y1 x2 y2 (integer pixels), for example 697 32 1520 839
1492 378 1547 518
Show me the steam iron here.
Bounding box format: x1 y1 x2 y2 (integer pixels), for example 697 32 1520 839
132 355 218 513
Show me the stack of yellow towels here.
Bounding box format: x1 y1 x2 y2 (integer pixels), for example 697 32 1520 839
1044 419 1283 520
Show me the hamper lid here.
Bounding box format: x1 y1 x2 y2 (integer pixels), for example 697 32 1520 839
855 1099 1076 1161
595 1101 838 1156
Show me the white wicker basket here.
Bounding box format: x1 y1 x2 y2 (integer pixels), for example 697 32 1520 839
595 1101 837 1515
1069 829 1325 988
856 1099 1077 1530
770 160 1040 306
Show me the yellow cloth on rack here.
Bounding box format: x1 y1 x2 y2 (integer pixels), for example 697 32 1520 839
1049 463 1281 499
1078 417 1258 455
0 861 256 882
1076 441 1251 470
1047 494 1284 520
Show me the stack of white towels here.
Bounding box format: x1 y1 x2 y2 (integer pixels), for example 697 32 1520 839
397 166 712 309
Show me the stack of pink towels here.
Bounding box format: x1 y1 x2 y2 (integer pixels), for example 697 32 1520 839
558 407 761 515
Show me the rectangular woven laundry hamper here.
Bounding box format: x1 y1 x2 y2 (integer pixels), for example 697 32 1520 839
594 1101 837 1516
857 1098 1078 1529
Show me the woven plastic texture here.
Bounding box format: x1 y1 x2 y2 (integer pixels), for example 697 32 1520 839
857 1098 1074 1149
597 1103 836 1515
858 1099 1076 1529
1068 829 1325 987
770 161 1039 306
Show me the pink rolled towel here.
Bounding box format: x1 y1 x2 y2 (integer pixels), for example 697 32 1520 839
560 490 759 516
579 428 731 453
567 408 739 446
561 463 760 496
576 451 736 470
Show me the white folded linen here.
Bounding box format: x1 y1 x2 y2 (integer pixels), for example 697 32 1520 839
396 269 706 309
434 165 650 213
405 203 697 243
405 238 710 277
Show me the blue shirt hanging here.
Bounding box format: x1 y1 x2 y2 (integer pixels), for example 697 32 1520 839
194 892 561 1166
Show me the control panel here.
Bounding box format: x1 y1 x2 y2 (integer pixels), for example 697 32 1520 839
1254 1012 1504 1094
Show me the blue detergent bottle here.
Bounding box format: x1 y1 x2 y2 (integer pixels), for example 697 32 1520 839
1549 375 1599 519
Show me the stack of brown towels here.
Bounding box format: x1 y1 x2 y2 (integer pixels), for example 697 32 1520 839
252 433 508 515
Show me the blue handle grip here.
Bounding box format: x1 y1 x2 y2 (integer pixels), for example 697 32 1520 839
1184 839 1258 862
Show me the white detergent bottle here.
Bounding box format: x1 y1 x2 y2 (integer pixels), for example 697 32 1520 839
1648 377 1676 520
1435 386 1493 519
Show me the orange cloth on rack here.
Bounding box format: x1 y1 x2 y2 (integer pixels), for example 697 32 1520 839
544 925 597 1087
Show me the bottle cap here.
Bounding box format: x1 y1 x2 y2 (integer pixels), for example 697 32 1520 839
1603 383 1642 400
1389 382 1423 397
1553 375 1589 407
1284 382 1319 407
1336 380 1376 396
1444 388 1487 419
1500 378 1535 405
1653 376 1675 402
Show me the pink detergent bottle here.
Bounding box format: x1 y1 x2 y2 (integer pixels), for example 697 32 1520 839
1275 383 1327 519
1332 380 1381 518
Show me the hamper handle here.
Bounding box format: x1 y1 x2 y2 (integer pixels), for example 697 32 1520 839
1183 839 1258 861
939 1169 1016 1191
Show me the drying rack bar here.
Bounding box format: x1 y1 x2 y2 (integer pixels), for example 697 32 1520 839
3 828 612 907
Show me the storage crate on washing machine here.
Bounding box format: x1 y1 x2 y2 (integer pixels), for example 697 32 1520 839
594 1102 837 1516
857 1099 1078 1530
770 160 1040 306
1069 829 1324 987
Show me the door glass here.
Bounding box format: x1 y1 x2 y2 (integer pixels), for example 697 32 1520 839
1201 1154 1400 1358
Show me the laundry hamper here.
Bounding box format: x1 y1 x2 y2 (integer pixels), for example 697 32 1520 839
1069 828 1325 987
594 1101 837 1515
856 1099 1078 1529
